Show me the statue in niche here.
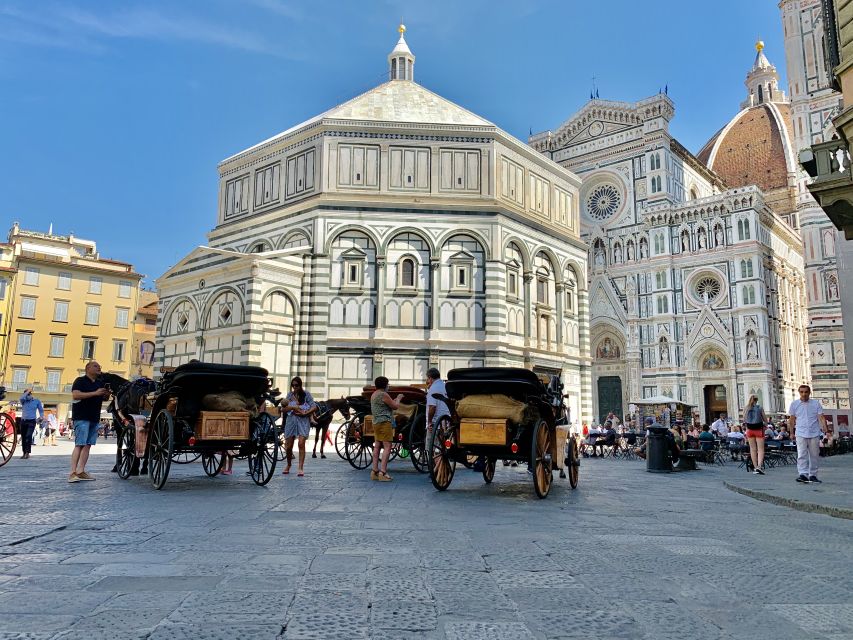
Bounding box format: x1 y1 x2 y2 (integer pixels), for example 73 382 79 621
715 225 724 247
697 228 707 249
747 335 759 361
594 245 605 268
660 344 670 365
828 276 839 300
639 238 649 258
627 241 635 260
614 244 623 263
681 231 689 252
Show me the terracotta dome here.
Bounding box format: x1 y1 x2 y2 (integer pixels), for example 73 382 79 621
696 102 797 193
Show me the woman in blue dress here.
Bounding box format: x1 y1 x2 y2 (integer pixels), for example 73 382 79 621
282 377 317 477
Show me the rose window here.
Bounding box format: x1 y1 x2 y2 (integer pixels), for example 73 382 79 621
695 276 722 303
586 184 622 221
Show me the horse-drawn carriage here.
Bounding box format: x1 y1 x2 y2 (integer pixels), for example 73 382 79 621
341 386 429 473
428 367 579 498
112 361 280 489
0 387 16 467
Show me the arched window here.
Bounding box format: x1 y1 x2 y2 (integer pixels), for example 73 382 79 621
140 341 155 365
655 176 662 192
400 258 415 288
743 285 756 305
757 84 764 103
740 259 753 278
743 221 751 240
689 187 698 200
249 242 269 254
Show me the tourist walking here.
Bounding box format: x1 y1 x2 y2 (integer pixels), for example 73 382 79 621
19 388 44 459
370 376 404 482
281 376 317 477
788 384 827 484
69 361 109 482
45 410 58 446
743 394 767 474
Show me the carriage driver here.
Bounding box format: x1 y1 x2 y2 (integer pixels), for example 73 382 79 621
425 368 449 431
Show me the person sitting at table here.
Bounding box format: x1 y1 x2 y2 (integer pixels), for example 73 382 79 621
775 425 791 441
593 421 617 456
698 424 716 451
764 423 777 439
727 425 746 460
583 423 603 457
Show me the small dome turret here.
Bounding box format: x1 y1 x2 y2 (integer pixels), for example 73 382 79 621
388 24 415 81
741 40 785 108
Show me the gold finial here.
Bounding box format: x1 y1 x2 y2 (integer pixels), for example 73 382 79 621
756 39 764 52
398 22 406 35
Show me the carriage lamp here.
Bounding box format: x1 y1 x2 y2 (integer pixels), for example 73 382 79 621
397 433 404 441
444 439 453 448
188 436 196 446
510 443 519 454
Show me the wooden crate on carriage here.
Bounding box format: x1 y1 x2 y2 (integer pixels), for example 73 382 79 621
459 418 508 446
195 411 250 440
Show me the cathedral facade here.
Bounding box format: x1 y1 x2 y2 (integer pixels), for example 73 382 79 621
530 55 810 424
154 28 592 424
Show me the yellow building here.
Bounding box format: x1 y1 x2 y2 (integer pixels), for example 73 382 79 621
2 224 143 421
131 290 158 380
0 243 18 393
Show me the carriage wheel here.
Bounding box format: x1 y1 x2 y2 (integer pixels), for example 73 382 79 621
117 425 136 480
461 454 478 469
428 417 456 491
172 451 200 464
482 457 496 483
389 440 402 461
409 421 428 474
531 420 553 498
344 419 372 470
334 421 349 460
567 437 580 489
149 411 174 490
248 413 278 486
0 412 17 467
202 452 225 477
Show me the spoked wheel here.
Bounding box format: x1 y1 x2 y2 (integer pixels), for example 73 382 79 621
389 439 402 461
334 421 349 460
117 425 136 480
149 411 174 490
409 422 428 473
248 413 278 486
482 457 496 483
344 418 372 470
428 417 456 491
0 413 17 467
566 437 580 489
202 452 225 477
461 454 478 469
531 419 554 499
172 451 200 464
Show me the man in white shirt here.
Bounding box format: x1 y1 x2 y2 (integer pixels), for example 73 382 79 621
711 414 729 438
425 368 449 431
788 384 827 484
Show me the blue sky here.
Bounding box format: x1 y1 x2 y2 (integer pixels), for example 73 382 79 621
0 0 782 286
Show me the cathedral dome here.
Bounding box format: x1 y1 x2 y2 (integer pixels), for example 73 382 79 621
696 101 797 194
696 43 798 214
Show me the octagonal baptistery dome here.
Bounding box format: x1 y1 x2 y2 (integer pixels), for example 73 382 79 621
156 25 592 423
696 42 798 217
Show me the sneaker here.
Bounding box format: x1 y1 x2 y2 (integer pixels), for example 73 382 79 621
76 471 95 481
755 468 765 475
68 473 81 483
809 476 822 483
796 474 810 483
753 469 761 474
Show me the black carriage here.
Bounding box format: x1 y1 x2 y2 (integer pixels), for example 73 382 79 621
341 386 429 473
427 367 579 498
114 362 280 489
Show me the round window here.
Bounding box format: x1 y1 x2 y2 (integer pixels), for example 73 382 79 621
586 184 622 221
695 276 722 303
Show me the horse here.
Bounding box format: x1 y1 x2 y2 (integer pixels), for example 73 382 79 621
103 374 157 475
310 398 351 458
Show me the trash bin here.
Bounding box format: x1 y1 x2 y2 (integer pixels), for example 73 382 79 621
646 424 672 473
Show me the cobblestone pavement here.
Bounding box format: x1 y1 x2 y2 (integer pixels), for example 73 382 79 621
1 444 852 639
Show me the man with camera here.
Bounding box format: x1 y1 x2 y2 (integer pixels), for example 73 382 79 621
19 388 44 459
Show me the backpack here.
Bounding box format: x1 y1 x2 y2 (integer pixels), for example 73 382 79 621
746 405 762 425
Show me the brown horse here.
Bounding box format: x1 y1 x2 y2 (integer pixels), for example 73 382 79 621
311 398 351 458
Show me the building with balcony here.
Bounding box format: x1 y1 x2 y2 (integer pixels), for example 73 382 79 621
2 224 143 421
155 26 592 424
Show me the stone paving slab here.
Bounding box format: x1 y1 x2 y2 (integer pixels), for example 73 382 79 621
0 448 852 639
